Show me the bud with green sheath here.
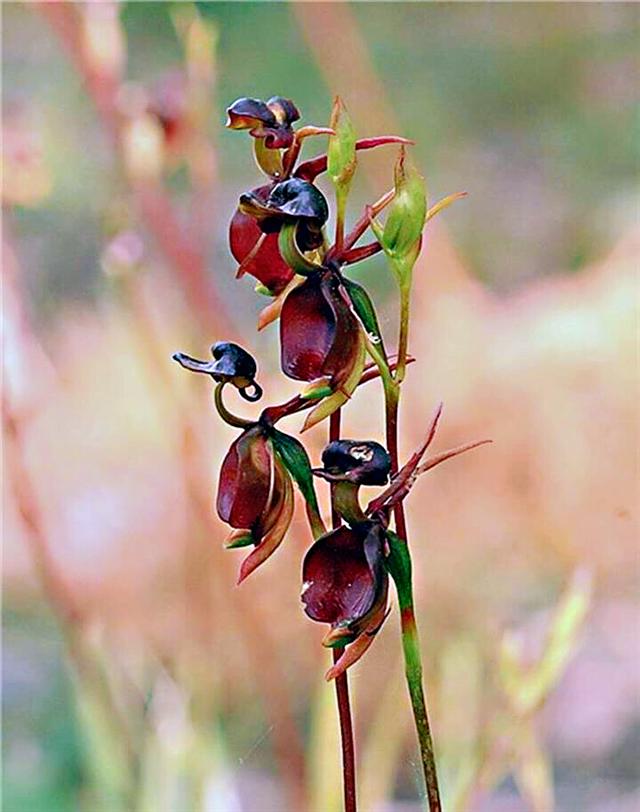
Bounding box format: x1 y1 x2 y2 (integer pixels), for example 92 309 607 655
327 96 357 250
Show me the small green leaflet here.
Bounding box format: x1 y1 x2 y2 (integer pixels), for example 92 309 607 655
342 278 388 364
270 428 320 514
384 529 414 612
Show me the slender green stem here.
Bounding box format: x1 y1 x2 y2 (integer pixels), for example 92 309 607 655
334 187 347 255
395 283 411 384
397 581 441 812
329 409 357 812
384 375 441 812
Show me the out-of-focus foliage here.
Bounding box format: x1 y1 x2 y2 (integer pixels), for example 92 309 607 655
3 3 638 811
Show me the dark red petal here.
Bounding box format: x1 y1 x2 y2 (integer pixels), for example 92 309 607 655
324 593 389 680
301 524 385 626
216 427 272 528
319 276 360 386
260 126 295 150
237 457 294 583
280 273 360 384
229 189 293 294
280 275 336 381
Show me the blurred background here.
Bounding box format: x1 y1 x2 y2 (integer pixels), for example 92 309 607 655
2 3 638 811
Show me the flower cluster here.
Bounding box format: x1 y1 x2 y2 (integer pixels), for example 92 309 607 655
174 94 487 808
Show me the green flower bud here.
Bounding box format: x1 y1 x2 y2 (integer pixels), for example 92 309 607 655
370 147 426 282
327 96 356 193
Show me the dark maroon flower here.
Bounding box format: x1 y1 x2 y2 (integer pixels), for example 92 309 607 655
280 270 362 394
226 96 300 149
301 521 388 648
229 184 294 294
217 425 294 583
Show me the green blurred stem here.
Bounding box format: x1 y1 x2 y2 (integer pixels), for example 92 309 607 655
384 381 442 812
329 409 358 812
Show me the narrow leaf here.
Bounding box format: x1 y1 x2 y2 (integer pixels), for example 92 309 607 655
384 530 413 612
342 277 388 364
270 428 320 515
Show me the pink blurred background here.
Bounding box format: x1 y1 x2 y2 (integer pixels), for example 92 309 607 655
3 3 638 811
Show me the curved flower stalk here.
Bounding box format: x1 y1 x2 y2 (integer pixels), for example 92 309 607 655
173 93 486 812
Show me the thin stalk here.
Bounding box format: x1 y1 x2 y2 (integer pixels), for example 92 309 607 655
329 409 357 812
213 383 254 429
384 384 441 812
395 284 411 384
334 188 347 256
342 188 394 253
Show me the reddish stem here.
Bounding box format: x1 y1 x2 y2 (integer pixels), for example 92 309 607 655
295 136 412 182
329 409 357 812
332 647 357 812
343 188 395 253
342 241 383 265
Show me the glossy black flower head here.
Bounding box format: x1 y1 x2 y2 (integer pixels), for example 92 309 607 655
239 178 329 252
316 440 391 486
226 96 300 149
301 521 388 650
218 425 294 583
172 341 262 401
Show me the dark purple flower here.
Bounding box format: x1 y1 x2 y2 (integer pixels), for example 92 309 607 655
226 96 300 149
239 178 329 252
229 179 329 293
316 440 391 486
172 341 262 401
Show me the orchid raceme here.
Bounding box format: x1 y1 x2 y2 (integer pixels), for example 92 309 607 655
174 94 484 812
